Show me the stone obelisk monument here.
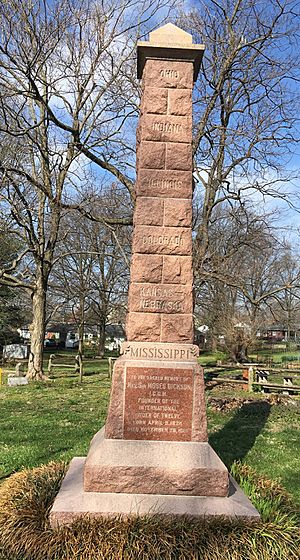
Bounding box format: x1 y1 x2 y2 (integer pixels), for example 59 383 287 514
50 24 259 524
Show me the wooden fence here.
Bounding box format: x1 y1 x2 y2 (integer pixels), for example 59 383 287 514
205 366 300 395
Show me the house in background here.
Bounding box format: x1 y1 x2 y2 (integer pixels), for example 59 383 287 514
17 323 126 352
256 324 300 343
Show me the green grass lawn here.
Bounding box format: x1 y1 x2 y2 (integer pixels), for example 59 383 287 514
207 397 300 505
0 353 299 507
0 354 111 479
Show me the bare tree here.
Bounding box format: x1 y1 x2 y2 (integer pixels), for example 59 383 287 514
194 206 300 361
87 220 130 357
1 0 299 377
0 0 176 378
51 191 130 360
179 0 300 280
0 223 29 348
265 249 300 347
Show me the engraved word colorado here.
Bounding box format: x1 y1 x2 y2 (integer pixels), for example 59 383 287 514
142 234 183 247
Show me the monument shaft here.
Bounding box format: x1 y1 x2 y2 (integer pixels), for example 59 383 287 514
103 32 208 446
127 58 194 343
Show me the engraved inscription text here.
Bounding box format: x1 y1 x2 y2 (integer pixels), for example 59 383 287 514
160 69 179 78
142 234 183 247
152 122 182 134
124 367 193 441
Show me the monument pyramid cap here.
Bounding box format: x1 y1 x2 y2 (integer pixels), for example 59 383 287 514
137 22 205 81
149 23 193 46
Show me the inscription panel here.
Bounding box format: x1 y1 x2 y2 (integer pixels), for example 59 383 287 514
129 282 193 314
121 342 199 360
137 169 192 199
133 225 192 255
124 367 193 441
140 114 192 143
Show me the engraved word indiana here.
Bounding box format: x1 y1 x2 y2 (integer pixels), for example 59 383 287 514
152 122 182 133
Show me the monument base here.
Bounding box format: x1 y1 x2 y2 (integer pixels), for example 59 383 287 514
84 427 228 496
50 457 260 528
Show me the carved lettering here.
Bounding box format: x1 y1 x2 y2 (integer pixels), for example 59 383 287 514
142 234 183 247
140 299 182 312
148 177 183 190
140 286 182 297
152 122 182 134
160 69 179 78
124 367 193 440
121 343 199 361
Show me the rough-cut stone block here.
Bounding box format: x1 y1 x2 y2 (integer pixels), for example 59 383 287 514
134 197 164 226
164 198 192 227
192 368 209 441
139 141 166 169
140 114 192 143
131 254 163 283
133 225 192 255
161 314 193 343
128 282 193 314
162 255 193 285
121 341 199 361
166 142 192 171
126 311 161 342
143 59 193 89
85 428 221 494
136 122 141 144
168 89 192 115
141 87 168 114
137 169 192 199
84 429 227 494
50 459 260 528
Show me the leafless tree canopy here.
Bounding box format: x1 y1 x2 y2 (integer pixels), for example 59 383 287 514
0 0 177 377
179 0 300 275
0 0 299 373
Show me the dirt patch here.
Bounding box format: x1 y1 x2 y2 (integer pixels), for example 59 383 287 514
207 394 291 412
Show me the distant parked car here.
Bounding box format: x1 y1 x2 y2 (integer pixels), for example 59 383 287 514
65 332 79 349
44 339 58 349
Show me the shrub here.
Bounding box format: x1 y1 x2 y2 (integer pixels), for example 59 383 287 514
0 461 299 560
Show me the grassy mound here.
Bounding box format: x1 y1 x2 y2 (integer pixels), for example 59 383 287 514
0 462 299 560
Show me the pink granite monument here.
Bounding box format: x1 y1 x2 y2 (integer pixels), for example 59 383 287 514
50 23 259 525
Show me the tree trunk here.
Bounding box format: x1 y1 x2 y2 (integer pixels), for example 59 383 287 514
231 343 249 364
27 278 47 380
78 328 84 382
78 294 85 382
98 318 106 358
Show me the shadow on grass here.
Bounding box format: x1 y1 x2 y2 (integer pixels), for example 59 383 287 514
82 370 108 377
209 401 271 468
